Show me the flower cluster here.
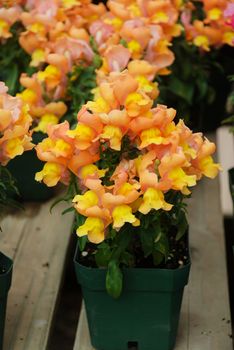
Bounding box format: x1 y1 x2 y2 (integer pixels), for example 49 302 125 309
0 81 33 165
35 70 221 243
15 0 105 132
181 0 234 51
90 0 182 80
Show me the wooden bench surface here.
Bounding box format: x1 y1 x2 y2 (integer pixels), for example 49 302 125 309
74 176 232 350
0 195 74 350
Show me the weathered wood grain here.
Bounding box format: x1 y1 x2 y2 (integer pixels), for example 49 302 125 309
0 196 74 350
73 176 232 350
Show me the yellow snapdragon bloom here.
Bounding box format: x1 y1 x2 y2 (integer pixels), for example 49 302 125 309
86 97 110 114
125 92 152 117
199 156 222 178
37 65 61 89
168 167 196 190
151 12 169 24
139 188 172 214
207 8 222 21
77 217 105 244
5 138 24 159
35 162 62 187
73 191 99 210
17 89 38 104
34 113 59 133
31 49 46 67
128 40 142 59
62 0 80 8
29 23 46 35
0 19 9 38
193 35 210 51
101 125 122 151
104 17 123 30
80 164 107 179
140 128 164 148
112 205 140 229
67 124 95 150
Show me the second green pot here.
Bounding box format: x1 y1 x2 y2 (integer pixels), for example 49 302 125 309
6 132 54 202
0 252 13 350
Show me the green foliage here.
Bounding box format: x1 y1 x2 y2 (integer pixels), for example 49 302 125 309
97 136 140 186
157 37 231 130
95 242 112 267
0 22 35 95
50 172 80 214
64 37 102 126
0 165 21 213
65 63 98 126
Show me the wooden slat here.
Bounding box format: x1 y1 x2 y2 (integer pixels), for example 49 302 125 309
0 195 74 350
73 176 232 350
216 126 234 217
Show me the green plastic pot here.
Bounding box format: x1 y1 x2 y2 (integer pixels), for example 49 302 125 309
6 132 54 202
0 252 13 350
74 243 190 350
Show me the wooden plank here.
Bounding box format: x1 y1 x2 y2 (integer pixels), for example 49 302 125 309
216 126 234 217
73 176 232 350
0 194 74 350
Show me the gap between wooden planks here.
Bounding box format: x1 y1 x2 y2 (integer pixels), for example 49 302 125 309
73 176 232 350
0 194 74 350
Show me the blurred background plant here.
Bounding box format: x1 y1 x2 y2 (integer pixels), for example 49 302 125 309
0 22 34 95
157 38 234 132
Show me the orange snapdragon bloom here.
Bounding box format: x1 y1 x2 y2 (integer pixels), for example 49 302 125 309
0 82 33 165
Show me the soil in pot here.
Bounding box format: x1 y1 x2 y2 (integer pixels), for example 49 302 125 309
79 227 189 270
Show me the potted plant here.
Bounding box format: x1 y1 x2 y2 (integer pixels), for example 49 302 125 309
35 68 221 350
0 250 13 350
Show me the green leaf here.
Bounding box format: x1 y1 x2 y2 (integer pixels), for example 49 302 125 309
62 206 75 215
207 86 216 104
153 231 169 265
168 77 194 105
95 243 112 267
106 260 123 299
111 224 133 261
5 64 18 95
176 211 188 241
195 78 208 101
120 251 135 267
78 236 88 252
140 215 161 257
152 251 164 266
